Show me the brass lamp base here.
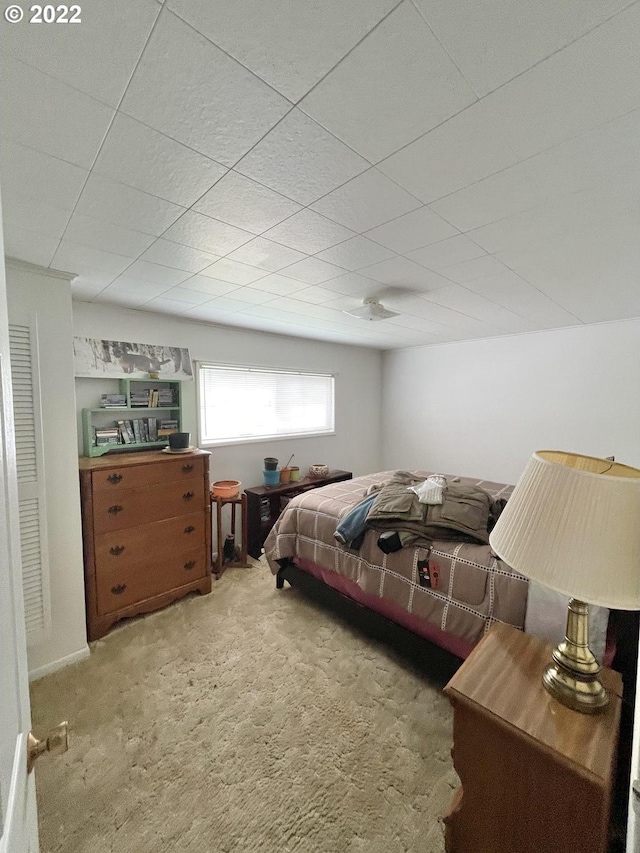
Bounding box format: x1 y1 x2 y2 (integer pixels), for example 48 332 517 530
542 598 608 714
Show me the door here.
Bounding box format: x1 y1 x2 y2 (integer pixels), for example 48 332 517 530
0 202 38 851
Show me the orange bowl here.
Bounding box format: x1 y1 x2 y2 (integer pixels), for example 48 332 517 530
211 480 241 499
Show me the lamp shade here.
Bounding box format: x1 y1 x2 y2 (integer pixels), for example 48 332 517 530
489 451 640 610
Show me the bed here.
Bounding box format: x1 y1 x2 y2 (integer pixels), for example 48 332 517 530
264 470 529 661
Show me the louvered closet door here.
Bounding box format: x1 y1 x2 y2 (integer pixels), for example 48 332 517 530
8 322 50 641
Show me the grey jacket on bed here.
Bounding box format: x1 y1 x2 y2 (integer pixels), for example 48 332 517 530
365 470 494 546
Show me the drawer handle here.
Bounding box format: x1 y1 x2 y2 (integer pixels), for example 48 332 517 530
111 584 127 595
108 505 123 515
182 464 194 473
184 526 195 534
182 492 194 501
107 473 123 484
109 545 125 556
184 560 196 570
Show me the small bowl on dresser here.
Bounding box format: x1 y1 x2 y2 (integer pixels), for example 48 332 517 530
309 463 329 478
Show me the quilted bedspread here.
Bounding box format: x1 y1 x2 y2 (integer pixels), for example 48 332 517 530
264 470 529 651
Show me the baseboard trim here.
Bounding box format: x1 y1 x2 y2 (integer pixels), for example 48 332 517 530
28 646 90 682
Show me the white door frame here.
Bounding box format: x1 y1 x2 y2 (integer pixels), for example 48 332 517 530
0 190 38 852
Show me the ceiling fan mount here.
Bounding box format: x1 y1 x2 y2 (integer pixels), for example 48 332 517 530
343 298 400 322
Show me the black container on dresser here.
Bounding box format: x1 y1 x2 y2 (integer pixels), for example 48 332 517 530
79 449 212 640
245 469 352 559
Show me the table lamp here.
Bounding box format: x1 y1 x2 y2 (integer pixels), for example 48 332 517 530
489 451 640 714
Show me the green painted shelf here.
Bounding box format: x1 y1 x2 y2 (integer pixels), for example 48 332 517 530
81 378 183 457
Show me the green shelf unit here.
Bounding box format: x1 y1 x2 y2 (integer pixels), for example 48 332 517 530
82 378 183 457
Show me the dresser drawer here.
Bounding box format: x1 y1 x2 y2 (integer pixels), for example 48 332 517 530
92 478 205 534
94 511 206 571
96 545 207 616
91 456 205 495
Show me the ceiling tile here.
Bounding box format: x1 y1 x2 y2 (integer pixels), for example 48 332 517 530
94 113 227 207
93 289 151 308
199 258 268 285
262 209 356 254
3 0 160 108
120 11 290 166
299 1 476 163
286 286 342 304
162 211 253 255
361 256 450 290
108 276 172 298
319 272 381 297
392 292 507 336
315 236 394 271
461 269 582 329
248 273 308 296
423 284 539 333
193 171 301 233
181 304 240 323
179 276 239 297
0 140 88 210
1 192 71 240
464 113 640 249
280 257 346 284
142 296 193 314
70 279 105 301
167 0 399 101
158 286 215 305
383 310 464 340
76 173 184 236
0 56 114 169
124 260 192 286
427 115 640 232
407 235 487 270
51 241 133 282
64 212 157 258
226 237 307 271
480 4 640 159
378 101 519 204
438 255 511 284
495 219 640 323
310 168 421 232
413 0 631 97
219 287 275 305
3 226 60 268
198 296 252 313
140 239 221 272
365 206 458 254
235 109 370 205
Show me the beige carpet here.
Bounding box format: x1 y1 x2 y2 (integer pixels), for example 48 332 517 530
30 559 457 853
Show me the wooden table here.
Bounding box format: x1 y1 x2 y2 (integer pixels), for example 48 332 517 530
443 622 623 853
244 470 352 558
212 493 248 577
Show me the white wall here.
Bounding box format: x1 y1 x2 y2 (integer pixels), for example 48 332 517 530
6 262 88 678
382 319 640 485
72 302 383 492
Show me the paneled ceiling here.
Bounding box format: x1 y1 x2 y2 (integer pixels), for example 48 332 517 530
1 0 639 349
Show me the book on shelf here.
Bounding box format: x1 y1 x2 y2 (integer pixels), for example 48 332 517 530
132 419 142 443
157 427 178 438
94 428 120 447
100 393 127 408
116 420 135 443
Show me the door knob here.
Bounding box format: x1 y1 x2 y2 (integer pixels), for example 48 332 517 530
27 721 69 774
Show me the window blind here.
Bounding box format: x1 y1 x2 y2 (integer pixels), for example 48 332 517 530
197 364 335 445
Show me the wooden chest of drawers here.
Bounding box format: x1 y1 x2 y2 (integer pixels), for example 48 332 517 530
79 450 212 640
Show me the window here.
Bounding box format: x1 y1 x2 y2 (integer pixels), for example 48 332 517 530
197 363 335 445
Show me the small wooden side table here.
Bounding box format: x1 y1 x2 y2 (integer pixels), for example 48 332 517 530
212 493 248 578
443 622 622 853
